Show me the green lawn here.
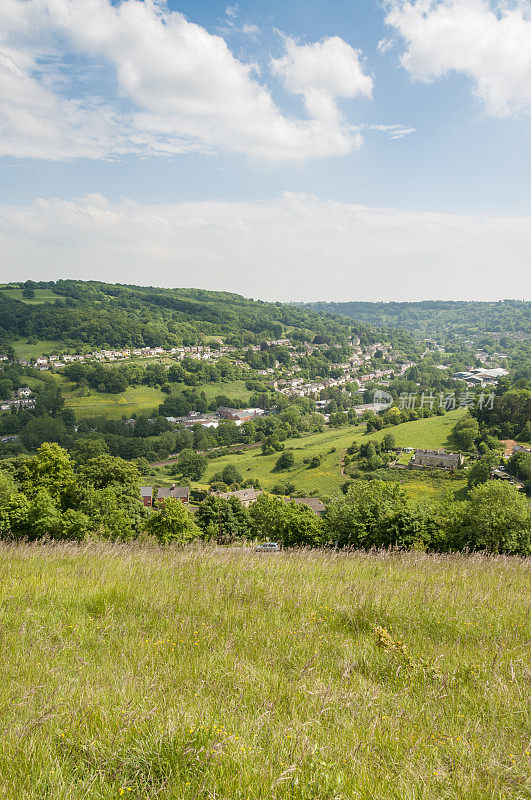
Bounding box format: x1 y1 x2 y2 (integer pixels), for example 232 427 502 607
63 385 165 419
0 287 62 305
193 410 467 498
0 543 528 800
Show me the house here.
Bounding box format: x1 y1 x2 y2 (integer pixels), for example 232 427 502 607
140 486 153 507
289 497 326 516
156 485 190 505
216 407 240 420
216 407 261 423
17 387 32 397
490 469 523 488
410 449 463 470
216 487 262 507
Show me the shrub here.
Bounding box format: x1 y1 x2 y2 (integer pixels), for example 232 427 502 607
145 500 200 545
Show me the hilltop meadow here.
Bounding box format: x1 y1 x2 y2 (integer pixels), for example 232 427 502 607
1 543 529 800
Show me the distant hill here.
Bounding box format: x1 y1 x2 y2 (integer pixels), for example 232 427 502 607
304 300 531 338
0 280 419 354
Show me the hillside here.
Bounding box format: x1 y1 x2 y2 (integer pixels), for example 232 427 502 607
1 543 529 800
305 300 531 338
145 409 467 500
0 280 385 351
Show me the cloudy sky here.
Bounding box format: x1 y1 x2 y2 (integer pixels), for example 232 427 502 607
1 0 530 301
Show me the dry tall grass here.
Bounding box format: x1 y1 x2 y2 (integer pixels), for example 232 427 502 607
0 542 529 799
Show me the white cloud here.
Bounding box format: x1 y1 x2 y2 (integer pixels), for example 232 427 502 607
369 123 416 138
386 0 531 116
377 37 393 54
0 0 378 161
271 36 373 123
0 193 528 301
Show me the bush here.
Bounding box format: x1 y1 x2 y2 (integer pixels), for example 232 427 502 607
274 451 294 471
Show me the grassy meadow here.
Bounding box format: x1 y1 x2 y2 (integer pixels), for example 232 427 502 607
0 287 63 305
10 338 65 360
167 379 251 404
0 543 529 800
57 379 251 420
183 409 467 499
62 386 166 419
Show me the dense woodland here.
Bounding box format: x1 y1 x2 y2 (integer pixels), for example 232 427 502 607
306 300 531 337
0 280 376 350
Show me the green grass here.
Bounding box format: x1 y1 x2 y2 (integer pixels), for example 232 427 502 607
0 543 529 799
10 338 65 360
193 410 467 498
0 287 62 305
63 385 165 419
59 379 250 420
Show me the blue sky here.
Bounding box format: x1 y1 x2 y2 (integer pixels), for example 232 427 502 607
0 0 530 300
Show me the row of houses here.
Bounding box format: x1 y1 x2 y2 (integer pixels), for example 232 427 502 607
139 485 325 515
0 387 35 412
408 449 464 470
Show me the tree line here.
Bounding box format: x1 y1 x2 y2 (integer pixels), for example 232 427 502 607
0 443 529 556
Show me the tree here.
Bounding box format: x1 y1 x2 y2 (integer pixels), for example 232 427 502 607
0 379 13 400
507 451 531 493
274 451 294 471
249 493 285 541
175 449 207 481
324 481 411 549
20 417 66 450
145 499 200 545
195 495 250 543
221 464 243 486
382 432 396 452
78 486 143 540
22 286 35 299
452 416 479 450
460 482 530 555
276 503 323 548
78 454 140 498
70 437 109 464
467 454 499 489
25 490 61 540
24 443 77 508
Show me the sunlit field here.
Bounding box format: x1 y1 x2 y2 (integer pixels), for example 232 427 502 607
1 543 529 799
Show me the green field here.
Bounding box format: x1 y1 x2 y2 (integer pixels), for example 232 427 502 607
63 385 165 419
0 287 62 305
190 410 467 498
10 338 65 360
59 379 251 420
168 380 251 404
1 543 528 800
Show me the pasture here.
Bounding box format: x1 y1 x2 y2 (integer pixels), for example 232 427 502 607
0 543 529 799
167 379 251 404
193 409 467 498
10 338 65 360
59 379 252 419
61 385 166 419
0 287 63 305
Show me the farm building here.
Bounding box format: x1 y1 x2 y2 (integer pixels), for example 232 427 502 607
410 449 463 470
